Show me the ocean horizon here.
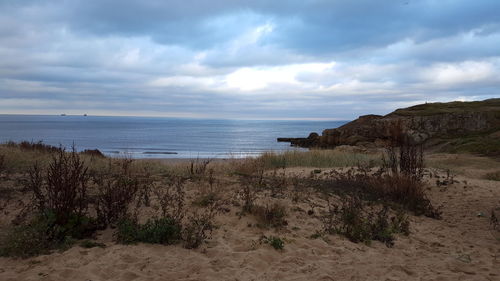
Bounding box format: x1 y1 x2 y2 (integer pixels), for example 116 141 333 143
0 114 347 158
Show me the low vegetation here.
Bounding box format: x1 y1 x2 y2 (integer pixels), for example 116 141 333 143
5 140 63 153
392 98 500 117
252 202 288 228
0 133 444 257
264 236 285 250
0 142 221 257
116 217 182 245
442 132 500 156
322 195 409 247
0 212 69 258
79 240 106 249
485 171 500 181
258 149 380 169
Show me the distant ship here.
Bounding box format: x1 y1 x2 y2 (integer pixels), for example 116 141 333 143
83 114 87 116
60 114 66 116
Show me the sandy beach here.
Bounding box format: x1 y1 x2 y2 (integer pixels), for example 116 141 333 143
1 151 499 281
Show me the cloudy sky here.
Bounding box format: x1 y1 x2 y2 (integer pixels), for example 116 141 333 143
1 0 499 119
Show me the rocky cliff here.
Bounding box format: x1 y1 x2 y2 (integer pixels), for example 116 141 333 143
279 99 500 153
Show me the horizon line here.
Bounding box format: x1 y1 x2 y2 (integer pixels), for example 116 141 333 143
0 113 349 122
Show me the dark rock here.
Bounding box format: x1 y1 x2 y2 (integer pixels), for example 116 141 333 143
81 149 106 158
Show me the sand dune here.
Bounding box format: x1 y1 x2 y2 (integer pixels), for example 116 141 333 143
1 169 499 281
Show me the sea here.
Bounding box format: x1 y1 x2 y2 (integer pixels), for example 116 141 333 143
0 115 346 158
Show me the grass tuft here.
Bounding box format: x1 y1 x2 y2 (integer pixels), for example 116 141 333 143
257 150 380 169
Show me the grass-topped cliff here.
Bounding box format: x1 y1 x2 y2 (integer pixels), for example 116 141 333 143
280 98 500 156
390 98 500 116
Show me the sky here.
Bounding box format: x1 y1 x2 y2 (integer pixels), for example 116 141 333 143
0 0 499 120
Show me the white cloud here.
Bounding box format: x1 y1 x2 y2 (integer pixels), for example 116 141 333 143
422 61 498 85
149 76 219 88
224 62 335 91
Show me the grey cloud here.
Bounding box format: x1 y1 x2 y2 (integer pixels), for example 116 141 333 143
5 0 500 52
0 0 499 119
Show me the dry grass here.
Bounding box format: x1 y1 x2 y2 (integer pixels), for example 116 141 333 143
426 153 500 178
257 149 381 169
252 202 288 228
392 98 500 116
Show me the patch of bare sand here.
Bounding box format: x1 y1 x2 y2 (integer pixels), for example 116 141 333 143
1 166 499 281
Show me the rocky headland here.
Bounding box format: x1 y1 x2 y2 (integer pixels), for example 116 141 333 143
279 98 500 155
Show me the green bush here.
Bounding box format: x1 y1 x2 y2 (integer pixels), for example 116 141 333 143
0 211 95 258
0 209 98 258
265 236 284 250
114 218 140 244
140 218 182 244
0 214 54 258
54 213 97 240
116 217 182 245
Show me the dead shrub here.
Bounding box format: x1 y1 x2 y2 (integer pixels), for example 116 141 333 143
28 147 90 225
153 176 186 223
193 168 224 207
91 158 155 227
94 173 139 227
267 168 287 198
317 168 441 218
369 174 440 218
310 121 439 219
383 121 424 181
184 179 225 248
182 208 218 249
238 174 262 212
193 191 220 207
0 154 4 174
252 202 287 228
290 175 306 203
322 194 410 247
188 158 211 179
3 148 97 257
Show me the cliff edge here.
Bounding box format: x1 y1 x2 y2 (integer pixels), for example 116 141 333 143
279 98 500 155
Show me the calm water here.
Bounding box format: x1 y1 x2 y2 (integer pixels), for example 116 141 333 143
0 115 346 158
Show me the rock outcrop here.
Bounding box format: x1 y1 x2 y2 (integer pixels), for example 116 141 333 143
278 99 500 149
